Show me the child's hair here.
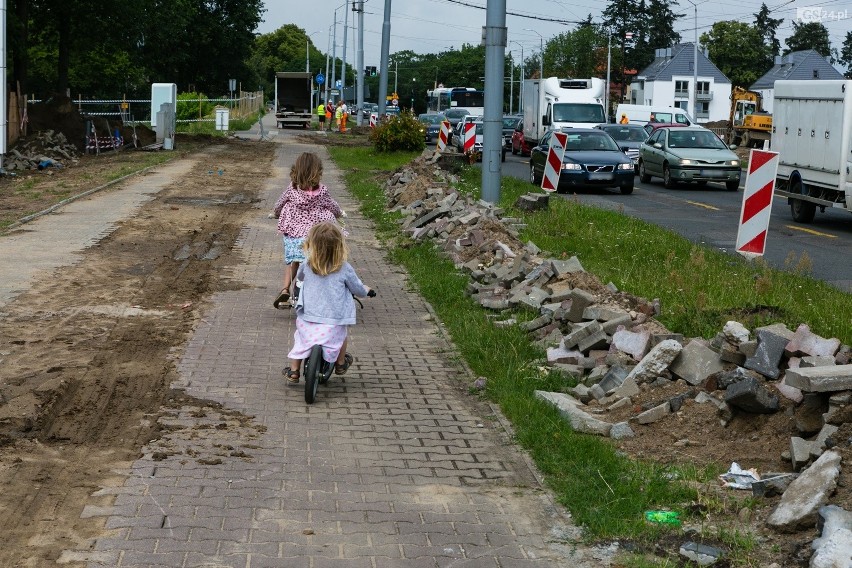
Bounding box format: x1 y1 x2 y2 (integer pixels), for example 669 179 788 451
305 222 348 276
290 152 323 190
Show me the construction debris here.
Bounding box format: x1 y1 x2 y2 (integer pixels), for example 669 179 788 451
5 130 80 171
381 149 852 563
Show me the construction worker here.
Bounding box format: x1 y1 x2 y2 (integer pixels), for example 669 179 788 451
339 101 348 133
334 101 343 132
317 101 326 131
325 102 333 130
619 113 629 124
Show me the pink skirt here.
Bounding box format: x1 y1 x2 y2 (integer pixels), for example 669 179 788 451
287 317 348 363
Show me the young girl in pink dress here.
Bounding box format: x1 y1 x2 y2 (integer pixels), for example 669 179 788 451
284 222 373 384
272 152 344 309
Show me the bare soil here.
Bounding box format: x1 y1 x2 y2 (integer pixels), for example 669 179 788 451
0 136 276 567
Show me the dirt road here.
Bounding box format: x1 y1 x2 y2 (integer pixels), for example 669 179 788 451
0 138 276 567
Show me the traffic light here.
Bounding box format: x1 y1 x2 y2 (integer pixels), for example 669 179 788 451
366 66 377 77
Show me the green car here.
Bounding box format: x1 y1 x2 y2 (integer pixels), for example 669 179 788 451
638 126 741 191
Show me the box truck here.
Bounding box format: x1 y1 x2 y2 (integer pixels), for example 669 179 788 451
772 80 852 223
274 72 313 129
522 77 606 148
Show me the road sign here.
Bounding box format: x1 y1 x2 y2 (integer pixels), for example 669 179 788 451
335 80 342 88
541 132 568 192
316 73 325 85
736 149 779 258
229 78 236 92
330 89 340 96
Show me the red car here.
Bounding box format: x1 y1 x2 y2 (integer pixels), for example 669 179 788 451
642 122 688 137
510 118 532 156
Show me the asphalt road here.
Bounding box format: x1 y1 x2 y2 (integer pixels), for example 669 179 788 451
492 149 852 293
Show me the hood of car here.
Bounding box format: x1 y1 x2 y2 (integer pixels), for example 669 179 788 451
665 148 738 162
615 141 643 150
564 150 633 165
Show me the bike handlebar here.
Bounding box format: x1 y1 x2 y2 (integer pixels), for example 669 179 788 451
367 289 376 298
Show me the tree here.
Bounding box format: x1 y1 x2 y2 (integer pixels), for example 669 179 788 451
784 21 832 60
700 21 771 88
545 23 607 79
753 3 782 62
840 31 852 79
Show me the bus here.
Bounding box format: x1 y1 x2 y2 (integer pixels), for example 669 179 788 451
426 86 485 115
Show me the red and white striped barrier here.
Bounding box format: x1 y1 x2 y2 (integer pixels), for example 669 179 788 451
541 131 568 193
463 122 476 154
736 149 779 258
369 113 377 128
436 120 451 152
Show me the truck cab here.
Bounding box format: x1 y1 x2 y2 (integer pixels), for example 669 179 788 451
522 78 606 147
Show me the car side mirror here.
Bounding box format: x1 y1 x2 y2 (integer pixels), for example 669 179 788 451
653 142 663 149
542 114 550 126
729 144 737 150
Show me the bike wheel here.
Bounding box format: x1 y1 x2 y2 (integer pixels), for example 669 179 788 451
304 345 323 404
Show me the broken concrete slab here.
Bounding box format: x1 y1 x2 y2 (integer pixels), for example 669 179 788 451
670 340 726 386
635 401 671 425
724 376 779 414
744 327 790 379
550 256 584 276
625 339 683 384
810 505 852 568
785 365 852 393
566 288 596 323
722 320 750 344
766 450 842 532
612 327 651 361
535 391 613 436
609 421 635 440
785 323 841 358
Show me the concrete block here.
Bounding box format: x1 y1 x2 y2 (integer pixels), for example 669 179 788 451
801 356 837 368
670 340 726 386
609 421 635 439
535 391 612 436
562 321 603 350
583 306 629 322
598 364 630 393
724 376 779 414
635 401 671 424
566 288 596 323
602 314 633 334
612 327 651 361
577 330 609 353
784 364 852 393
550 256 584 276
744 327 790 379
546 345 584 365
785 323 841 358
767 451 841 532
624 339 683 384
811 505 852 568
722 320 750 344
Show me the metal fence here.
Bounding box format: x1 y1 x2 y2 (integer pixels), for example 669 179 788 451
27 91 264 125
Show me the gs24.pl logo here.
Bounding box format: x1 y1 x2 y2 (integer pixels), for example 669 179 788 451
796 6 849 21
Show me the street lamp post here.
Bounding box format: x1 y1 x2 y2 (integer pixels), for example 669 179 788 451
510 40 524 113
605 33 612 121
306 31 320 109
687 0 698 121
524 29 544 79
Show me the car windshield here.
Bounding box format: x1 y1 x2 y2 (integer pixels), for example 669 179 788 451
553 103 606 123
565 132 620 152
668 130 727 149
502 117 519 128
603 126 647 142
419 114 444 125
445 109 468 119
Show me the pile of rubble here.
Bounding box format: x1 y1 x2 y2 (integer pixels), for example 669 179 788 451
383 151 852 566
5 130 80 171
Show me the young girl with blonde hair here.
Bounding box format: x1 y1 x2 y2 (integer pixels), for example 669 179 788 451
272 152 343 309
284 222 373 383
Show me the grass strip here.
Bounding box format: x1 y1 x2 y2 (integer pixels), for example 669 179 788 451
329 146 701 540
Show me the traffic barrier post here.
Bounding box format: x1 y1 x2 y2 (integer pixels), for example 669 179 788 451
735 149 779 258
541 132 568 192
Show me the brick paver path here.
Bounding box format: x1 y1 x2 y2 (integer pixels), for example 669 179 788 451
80 132 611 567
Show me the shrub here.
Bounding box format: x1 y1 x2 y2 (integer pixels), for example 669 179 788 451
176 92 215 122
369 111 425 152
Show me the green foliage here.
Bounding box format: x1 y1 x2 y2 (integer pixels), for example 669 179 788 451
841 32 852 79
700 21 772 88
175 92 215 122
369 112 426 152
754 3 783 60
785 21 834 60
547 24 607 79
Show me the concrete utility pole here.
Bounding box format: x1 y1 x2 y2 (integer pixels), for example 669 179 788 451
481 0 507 203
331 19 338 103
524 28 544 78
1 0 7 170
355 1 365 126
377 0 392 117
341 1 349 102
325 25 332 105
687 0 698 121
510 40 524 112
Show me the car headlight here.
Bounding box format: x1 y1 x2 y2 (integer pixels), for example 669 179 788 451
679 159 694 165
562 163 581 170
729 160 740 166
617 163 634 170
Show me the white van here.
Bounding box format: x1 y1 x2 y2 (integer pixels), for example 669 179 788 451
615 104 693 126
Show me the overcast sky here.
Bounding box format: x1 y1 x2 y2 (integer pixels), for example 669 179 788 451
257 0 850 74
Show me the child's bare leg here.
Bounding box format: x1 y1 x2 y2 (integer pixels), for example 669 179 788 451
336 338 349 365
334 338 353 375
282 262 298 293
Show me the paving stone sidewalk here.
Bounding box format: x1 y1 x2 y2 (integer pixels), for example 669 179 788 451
76 133 614 567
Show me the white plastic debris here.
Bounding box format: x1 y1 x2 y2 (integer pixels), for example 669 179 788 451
720 462 761 489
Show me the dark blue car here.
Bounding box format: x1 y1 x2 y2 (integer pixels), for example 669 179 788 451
418 113 447 144
529 129 635 194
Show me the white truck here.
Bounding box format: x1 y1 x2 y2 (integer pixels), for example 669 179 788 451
773 79 852 223
522 77 606 148
274 72 313 128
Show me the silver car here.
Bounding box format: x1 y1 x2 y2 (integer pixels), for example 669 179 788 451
638 126 741 190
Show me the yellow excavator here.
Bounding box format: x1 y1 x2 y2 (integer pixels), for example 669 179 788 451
728 87 772 148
